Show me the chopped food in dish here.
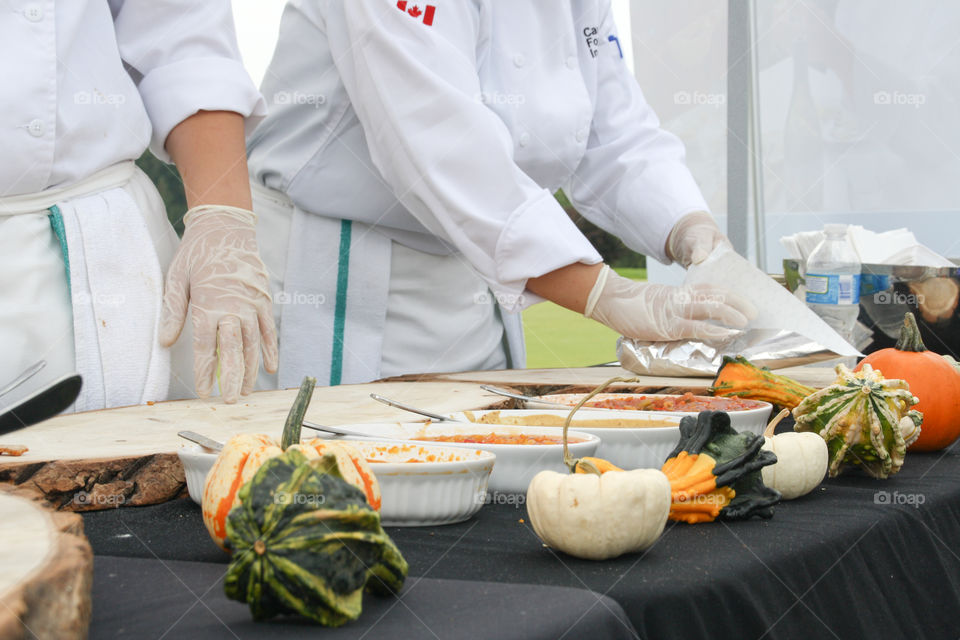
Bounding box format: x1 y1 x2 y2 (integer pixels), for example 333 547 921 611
414 433 585 445
465 410 676 429
0 444 28 456
360 443 484 463
548 392 766 412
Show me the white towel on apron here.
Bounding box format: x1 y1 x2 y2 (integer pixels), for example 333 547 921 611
254 182 525 388
0 161 170 410
277 209 392 388
58 191 169 409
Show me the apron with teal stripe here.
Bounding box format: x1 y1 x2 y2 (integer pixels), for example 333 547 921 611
329 220 352 386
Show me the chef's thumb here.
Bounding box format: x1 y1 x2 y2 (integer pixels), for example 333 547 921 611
688 246 710 266
159 270 189 347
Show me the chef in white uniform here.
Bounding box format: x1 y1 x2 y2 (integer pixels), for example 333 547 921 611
248 0 752 388
0 1 278 411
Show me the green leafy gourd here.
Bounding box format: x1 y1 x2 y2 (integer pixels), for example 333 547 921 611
223 448 407 626
556 378 781 524
792 363 923 479
662 411 781 523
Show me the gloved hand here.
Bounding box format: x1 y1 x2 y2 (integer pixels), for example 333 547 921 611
159 205 279 403
666 211 732 267
584 265 756 342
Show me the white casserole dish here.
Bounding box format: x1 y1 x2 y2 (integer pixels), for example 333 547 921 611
177 440 496 527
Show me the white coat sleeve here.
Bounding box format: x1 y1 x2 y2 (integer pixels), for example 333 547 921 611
110 0 267 161
333 0 602 309
566 2 710 265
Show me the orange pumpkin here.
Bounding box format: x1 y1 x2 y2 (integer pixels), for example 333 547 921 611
200 378 381 550
856 312 960 451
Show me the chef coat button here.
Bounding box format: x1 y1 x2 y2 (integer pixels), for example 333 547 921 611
23 4 44 21
27 119 45 137
518 133 531 147
513 54 526 68
566 56 578 70
575 128 588 143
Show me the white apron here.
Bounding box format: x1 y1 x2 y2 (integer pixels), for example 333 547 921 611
0 161 185 411
252 182 522 389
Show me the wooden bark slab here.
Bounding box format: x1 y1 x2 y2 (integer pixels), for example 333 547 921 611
0 380 508 511
0 367 835 512
391 365 838 396
0 486 92 640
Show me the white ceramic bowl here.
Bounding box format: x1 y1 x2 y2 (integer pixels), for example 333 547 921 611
350 441 495 526
523 393 773 435
177 441 496 527
331 423 599 493
177 443 219 506
450 409 683 470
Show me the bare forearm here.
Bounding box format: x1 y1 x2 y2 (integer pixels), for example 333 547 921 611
527 262 604 314
166 110 252 210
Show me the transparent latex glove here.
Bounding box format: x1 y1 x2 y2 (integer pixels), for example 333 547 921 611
159 205 279 403
584 265 756 342
666 211 733 267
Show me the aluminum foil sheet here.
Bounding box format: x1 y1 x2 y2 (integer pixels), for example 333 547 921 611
617 329 839 377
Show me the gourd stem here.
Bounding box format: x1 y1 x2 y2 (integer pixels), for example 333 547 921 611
280 376 317 450
894 312 927 353
763 408 791 439
563 376 638 472
576 459 604 476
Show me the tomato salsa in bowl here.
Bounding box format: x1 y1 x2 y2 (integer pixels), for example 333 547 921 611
571 392 766 412
521 393 773 435
414 433 586 446
327 423 600 494
448 409 683 470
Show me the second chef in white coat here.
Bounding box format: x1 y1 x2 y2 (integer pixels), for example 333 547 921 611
248 0 752 388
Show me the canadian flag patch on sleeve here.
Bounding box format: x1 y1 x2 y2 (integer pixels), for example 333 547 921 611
396 1 436 26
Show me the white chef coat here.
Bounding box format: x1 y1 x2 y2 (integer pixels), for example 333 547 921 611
0 1 263 409
248 0 710 310
0 0 265 196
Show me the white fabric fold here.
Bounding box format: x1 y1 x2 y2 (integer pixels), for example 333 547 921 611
0 160 174 411
277 208 391 388
275 206 528 387
58 189 169 410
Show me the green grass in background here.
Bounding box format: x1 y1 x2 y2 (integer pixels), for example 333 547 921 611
522 268 646 368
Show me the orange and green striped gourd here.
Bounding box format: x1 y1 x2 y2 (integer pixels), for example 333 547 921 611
223 448 407 625
202 377 381 549
709 356 816 409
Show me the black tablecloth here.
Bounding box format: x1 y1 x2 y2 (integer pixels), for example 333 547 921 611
84 441 960 640
91 556 636 639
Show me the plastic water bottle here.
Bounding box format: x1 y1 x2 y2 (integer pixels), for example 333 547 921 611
805 224 861 347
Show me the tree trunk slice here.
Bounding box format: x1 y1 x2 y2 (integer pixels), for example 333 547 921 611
0 486 92 640
0 453 187 512
0 381 506 512
390 364 837 393
0 369 831 513
909 277 960 324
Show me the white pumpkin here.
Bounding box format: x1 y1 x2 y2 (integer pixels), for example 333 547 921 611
760 410 828 499
526 468 671 561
